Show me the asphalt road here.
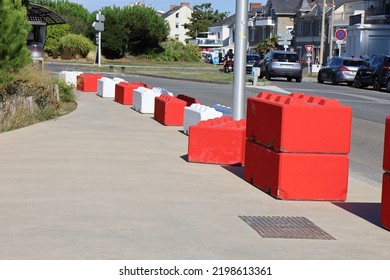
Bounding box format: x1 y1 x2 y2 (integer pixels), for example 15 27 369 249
46 63 389 188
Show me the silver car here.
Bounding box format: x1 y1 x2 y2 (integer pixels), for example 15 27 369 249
318 57 367 85
259 50 303 82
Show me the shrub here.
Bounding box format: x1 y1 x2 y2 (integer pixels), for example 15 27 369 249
45 24 72 57
57 79 76 103
58 33 95 59
145 39 201 62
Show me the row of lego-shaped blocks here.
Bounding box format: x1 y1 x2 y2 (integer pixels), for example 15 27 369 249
246 92 353 154
154 94 201 126
97 77 125 98
244 140 349 201
76 74 104 92
115 82 150 105
187 116 246 165
132 87 174 114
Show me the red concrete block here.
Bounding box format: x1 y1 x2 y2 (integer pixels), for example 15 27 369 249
114 82 149 105
176 94 202 106
154 95 187 126
188 116 246 165
76 74 103 92
381 173 390 230
246 92 352 153
243 140 349 201
383 116 390 172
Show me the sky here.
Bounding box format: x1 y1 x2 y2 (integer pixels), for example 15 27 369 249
68 0 267 15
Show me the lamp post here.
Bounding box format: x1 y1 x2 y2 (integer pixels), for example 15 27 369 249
329 0 335 59
232 0 248 121
319 0 326 65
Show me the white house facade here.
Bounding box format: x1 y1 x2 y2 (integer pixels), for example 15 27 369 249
162 3 193 43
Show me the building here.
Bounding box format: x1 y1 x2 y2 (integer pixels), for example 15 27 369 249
161 2 192 43
345 0 390 57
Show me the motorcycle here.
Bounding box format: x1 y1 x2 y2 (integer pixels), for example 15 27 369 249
224 59 234 73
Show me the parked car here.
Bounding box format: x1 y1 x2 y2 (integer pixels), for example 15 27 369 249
317 57 367 85
246 53 261 74
354 54 390 91
258 50 303 82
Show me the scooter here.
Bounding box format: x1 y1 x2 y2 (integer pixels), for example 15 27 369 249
224 60 234 73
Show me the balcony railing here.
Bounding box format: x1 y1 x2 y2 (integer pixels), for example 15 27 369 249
255 17 275 26
188 38 223 47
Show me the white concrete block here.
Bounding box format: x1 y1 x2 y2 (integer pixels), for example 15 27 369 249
183 104 223 135
212 103 232 116
133 87 173 114
58 71 83 87
97 77 125 98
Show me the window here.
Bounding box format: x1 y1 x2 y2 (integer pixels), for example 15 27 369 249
175 23 179 29
175 13 179 18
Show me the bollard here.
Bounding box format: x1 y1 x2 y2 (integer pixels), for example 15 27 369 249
252 67 260 86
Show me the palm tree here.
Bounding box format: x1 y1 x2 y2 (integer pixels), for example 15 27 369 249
254 34 279 56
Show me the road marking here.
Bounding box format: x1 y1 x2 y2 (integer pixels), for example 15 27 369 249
246 85 290 94
277 87 390 104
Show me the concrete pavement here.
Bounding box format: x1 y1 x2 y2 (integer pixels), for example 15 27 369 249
0 90 389 260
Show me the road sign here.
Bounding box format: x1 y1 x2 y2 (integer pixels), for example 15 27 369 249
92 21 104 31
305 45 314 54
335 29 347 41
213 56 219 65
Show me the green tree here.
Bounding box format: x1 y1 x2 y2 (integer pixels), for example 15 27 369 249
45 23 71 57
0 0 32 84
123 6 170 55
97 6 169 58
254 34 280 55
98 6 127 58
184 3 228 38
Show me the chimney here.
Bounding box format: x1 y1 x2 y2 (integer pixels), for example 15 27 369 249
250 3 262 12
181 2 190 7
170 5 179 10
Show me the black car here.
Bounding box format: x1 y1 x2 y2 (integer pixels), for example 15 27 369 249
246 54 261 74
354 54 390 92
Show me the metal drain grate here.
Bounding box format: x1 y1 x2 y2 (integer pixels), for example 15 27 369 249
239 216 336 240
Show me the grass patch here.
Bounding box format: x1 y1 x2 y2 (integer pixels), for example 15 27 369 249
0 65 77 133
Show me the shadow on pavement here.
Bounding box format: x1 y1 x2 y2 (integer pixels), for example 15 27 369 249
222 165 245 179
333 202 382 228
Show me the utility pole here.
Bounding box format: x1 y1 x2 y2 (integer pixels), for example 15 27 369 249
233 0 248 121
319 0 326 65
329 0 335 59
92 12 105 67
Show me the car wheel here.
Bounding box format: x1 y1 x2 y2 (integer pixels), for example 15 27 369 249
386 79 390 93
259 71 264 79
373 76 381 91
287 77 292 82
331 74 338 85
354 78 362 88
296 77 302 83
317 75 324 84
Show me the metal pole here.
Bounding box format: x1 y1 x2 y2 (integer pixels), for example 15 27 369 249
98 31 101 67
319 0 326 65
329 0 335 59
233 0 248 121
